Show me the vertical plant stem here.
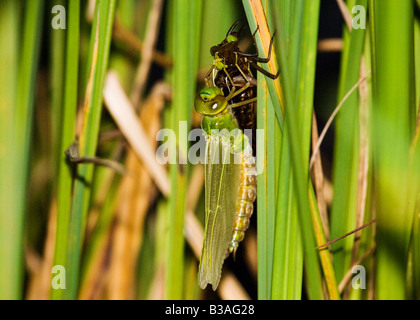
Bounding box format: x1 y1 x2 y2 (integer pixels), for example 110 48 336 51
330 0 367 281
268 0 325 299
370 0 415 299
0 0 20 300
165 0 202 299
51 0 80 300
412 14 420 295
270 0 302 300
50 0 67 175
0 0 44 299
130 0 164 107
62 0 116 299
243 0 280 300
255 75 277 299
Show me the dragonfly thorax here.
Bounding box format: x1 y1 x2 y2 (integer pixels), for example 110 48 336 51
201 110 239 135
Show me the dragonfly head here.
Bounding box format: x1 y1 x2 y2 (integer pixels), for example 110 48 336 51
194 87 228 116
210 21 241 60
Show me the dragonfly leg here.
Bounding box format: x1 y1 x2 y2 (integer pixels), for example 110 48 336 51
222 68 237 98
229 97 257 109
205 64 216 79
226 19 247 38
204 65 220 87
224 53 255 101
232 25 260 59
235 52 252 81
226 20 240 37
250 60 280 80
252 25 259 39
225 71 251 101
235 30 277 64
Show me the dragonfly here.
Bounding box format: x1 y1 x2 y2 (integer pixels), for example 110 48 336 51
195 21 279 290
206 20 279 153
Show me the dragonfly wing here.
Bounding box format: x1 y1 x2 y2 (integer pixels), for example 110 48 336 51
198 135 241 290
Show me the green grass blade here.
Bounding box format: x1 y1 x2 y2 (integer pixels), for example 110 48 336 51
370 0 415 299
272 135 303 299
240 0 280 300
50 0 67 175
270 0 302 300
0 0 20 299
416 6 420 107
165 0 202 299
297 0 340 299
62 0 116 299
255 74 277 299
329 0 367 282
109 0 137 90
51 0 81 300
271 0 334 299
413 5 420 298
242 0 280 300
78 168 119 299
265 0 324 299
0 0 44 299
255 99 268 299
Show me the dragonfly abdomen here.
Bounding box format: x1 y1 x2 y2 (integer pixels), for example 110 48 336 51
229 145 257 255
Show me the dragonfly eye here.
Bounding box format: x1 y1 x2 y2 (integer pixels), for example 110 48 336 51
199 87 222 100
194 87 228 116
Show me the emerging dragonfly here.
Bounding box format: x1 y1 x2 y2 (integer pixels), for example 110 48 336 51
194 21 279 290
206 20 279 150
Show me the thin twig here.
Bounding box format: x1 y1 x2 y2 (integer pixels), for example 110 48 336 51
130 0 164 107
336 0 353 31
317 219 376 249
309 71 371 170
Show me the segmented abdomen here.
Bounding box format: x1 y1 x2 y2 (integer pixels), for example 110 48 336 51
229 143 257 255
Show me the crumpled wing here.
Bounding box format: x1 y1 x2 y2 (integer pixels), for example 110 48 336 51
198 135 241 290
